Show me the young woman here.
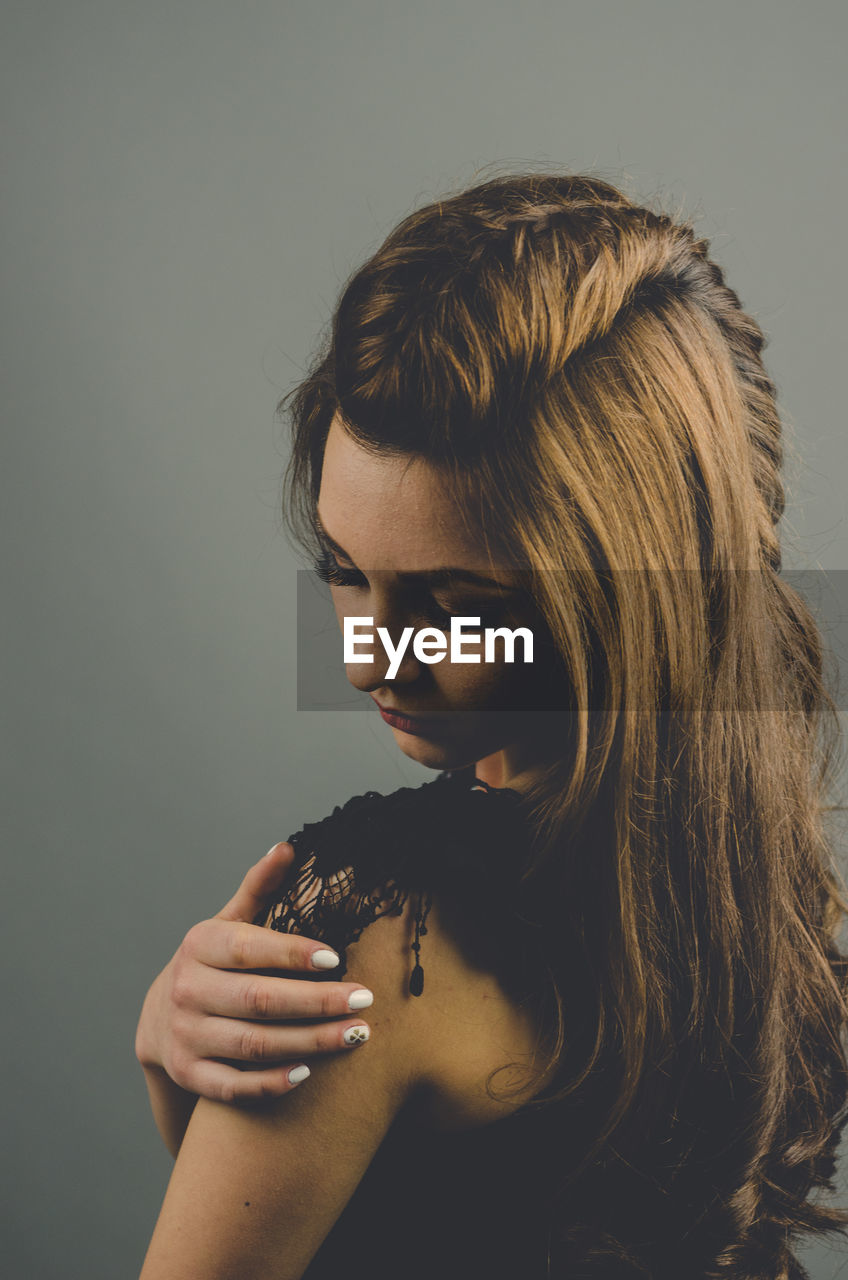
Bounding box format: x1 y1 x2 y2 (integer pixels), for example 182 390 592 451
137 172 848 1278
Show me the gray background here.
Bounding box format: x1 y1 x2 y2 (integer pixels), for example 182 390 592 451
3 1 847 1275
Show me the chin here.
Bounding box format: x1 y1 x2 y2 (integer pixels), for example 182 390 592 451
391 729 476 773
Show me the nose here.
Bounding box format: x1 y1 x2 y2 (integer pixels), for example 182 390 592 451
343 594 423 693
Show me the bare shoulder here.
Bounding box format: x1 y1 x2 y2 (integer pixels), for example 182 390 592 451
342 888 547 1132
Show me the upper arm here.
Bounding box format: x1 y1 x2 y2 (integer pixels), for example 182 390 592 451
139 895 432 1280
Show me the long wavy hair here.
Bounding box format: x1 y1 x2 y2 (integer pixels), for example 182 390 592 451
277 171 848 1278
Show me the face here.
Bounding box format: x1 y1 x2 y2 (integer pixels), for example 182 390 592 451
315 415 563 776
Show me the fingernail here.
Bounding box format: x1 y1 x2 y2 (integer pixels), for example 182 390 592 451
343 1025 370 1046
347 988 374 1010
288 1064 311 1085
265 843 280 857
312 949 341 969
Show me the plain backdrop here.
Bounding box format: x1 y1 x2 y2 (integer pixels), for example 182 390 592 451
3 1 847 1275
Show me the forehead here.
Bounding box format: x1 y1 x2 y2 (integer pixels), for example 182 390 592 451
317 415 490 570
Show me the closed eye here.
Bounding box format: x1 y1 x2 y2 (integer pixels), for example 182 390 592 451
312 549 504 626
313 548 366 589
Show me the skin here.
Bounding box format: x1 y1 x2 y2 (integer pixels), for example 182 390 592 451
141 887 547 1278
136 416 565 1130
138 418 560 1274
317 414 560 790
134 842 386 1150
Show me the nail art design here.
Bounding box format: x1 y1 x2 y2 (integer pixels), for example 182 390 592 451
343 1025 370 1046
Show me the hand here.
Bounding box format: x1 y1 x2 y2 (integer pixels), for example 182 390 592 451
134 843 375 1103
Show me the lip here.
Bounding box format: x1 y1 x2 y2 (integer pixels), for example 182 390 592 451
371 698 446 736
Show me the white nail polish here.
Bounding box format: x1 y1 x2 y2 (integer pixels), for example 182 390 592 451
288 1064 311 1085
343 1025 370 1046
348 989 374 1010
312 949 341 969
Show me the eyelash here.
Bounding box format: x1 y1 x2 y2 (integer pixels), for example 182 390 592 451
313 547 365 589
312 548 500 627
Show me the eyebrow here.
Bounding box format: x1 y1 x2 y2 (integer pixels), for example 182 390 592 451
314 515 523 594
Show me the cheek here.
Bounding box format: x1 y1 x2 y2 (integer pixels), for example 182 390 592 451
436 659 506 702
436 639 555 712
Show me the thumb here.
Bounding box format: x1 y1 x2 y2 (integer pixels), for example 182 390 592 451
216 842 296 923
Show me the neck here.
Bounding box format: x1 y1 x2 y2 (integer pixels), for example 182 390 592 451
475 711 567 793
475 742 545 794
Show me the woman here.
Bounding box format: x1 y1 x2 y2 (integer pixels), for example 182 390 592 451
137 172 848 1278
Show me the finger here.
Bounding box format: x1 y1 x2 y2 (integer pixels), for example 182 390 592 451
198 1014 373 1065
184 917 344 975
181 967 375 1022
216 842 296 924
187 1058 314 1104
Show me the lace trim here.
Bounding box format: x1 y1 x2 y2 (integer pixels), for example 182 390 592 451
257 771 525 997
262 855 435 995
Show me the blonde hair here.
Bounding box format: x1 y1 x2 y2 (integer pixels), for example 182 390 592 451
279 172 848 1278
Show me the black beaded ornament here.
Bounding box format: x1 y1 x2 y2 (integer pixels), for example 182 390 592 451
408 888 433 996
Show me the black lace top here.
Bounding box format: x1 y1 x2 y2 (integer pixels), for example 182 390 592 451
253 764 564 1278
256 762 542 1006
